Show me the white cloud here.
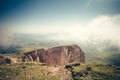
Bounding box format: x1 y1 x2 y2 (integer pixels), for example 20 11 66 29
10 14 120 44
0 26 13 48
48 14 120 43
88 15 120 41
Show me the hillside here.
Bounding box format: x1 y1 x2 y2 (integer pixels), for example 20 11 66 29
0 44 120 80
0 63 70 80
65 63 120 80
0 44 86 66
0 63 120 80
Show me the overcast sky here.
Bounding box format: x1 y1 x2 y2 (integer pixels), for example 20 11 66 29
0 0 120 44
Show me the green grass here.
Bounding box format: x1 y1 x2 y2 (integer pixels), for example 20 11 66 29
65 63 120 80
1 62 120 80
0 63 61 80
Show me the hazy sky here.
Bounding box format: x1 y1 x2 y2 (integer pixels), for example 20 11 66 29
0 0 120 44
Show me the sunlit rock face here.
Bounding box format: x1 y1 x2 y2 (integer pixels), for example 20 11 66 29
25 44 86 66
66 45 86 64
45 46 68 66
25 49 46 62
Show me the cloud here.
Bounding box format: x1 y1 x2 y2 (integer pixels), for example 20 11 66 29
0 26 13 48
46 14 120 43
2 14 120 45
88 14 120 41
60 14 120 41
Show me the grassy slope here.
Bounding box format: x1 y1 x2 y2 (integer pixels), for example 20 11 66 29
69 64 120 80
0 47 120 80
0 63 120 80
0 63 61 80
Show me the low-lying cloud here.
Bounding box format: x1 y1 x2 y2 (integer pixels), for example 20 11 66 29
0 14 120 47
0 26 13 48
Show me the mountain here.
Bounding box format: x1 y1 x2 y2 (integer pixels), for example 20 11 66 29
0 33 120 66
0 45 86 66
0 62 120 80
25 44 85 66
0 44 120 80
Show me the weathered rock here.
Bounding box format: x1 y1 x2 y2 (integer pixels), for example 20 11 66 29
25 49 46 62
37 49 46 62
45 46 68 66
27 55 33 62
66 45 86 63
17 57 22 62
10 58 17 64
0 45 85 66
36 56 40 62
5 57 17 64
25 44 86 66
0 56 18 64
45 45 85 66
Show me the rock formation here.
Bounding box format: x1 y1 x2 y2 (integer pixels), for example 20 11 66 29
25 44 86 66
0 55 18 64
25 49 46 62
45 46 68 66
66 45 85 63
5 57 17 64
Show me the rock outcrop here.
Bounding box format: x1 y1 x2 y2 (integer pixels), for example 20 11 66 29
25 44 86 66
66 45 85 63
25 49 46 62
0 55 18 64
45 46 68 66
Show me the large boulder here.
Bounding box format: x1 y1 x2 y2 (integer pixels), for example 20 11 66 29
45 45 85 66
0 56 17 64
25 44 86 66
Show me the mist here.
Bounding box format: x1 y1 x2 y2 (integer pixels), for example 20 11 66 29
0 26 13 48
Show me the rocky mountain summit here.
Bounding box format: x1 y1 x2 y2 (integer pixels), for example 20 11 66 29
25 44 85 66
0 44 86 66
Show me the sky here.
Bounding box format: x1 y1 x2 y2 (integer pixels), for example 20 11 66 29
0 0 120 46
